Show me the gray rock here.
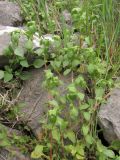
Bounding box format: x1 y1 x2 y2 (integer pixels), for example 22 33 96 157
0 26 26 67
0 124 30 160
18 68 72 139
98 88 120 143
62 10 72 25
0 1 23 26
0 26 54 68
18 69 48 138
0 123 21 136
60 10 72 31
0 149 30 160
0 25 81 68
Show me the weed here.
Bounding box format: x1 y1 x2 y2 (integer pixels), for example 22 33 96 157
0 0 120 159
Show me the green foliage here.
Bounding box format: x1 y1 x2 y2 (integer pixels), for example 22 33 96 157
0 29 46 82
0 70 4 80
0 125 11 147
0 124 32 153
1 0 120 159
31 68 117 159
31 145 43 159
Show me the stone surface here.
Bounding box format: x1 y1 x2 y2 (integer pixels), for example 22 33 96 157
0 26 24 67
0 124 30 160
0 1 23 26
0 26 54 68
0 123 21 136
98 88 120 143
0 149 30 160
62 10 72 25
18 68 72 138
0 26 81 68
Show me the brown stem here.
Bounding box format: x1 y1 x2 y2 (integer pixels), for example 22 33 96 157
94 91 111 110
50 131 53 160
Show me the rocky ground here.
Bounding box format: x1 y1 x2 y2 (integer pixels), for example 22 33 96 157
0 1 120 160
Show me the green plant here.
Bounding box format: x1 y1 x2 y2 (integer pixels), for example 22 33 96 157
31 69 119 160
29 0 120 159
0 0 120 159
0 124 34 153
0 27 46 82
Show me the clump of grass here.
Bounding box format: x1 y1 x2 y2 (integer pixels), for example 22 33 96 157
96 0 120 63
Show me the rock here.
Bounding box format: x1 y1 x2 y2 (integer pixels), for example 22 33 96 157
0 124 30 160
0 123 21 136
0 1 23 26
33 33 54 48
98 88 120 143
0 149 30 160
0 25 54 68
0 26 24 67
17 68 73 139
62 10 72 25
0 25 81 68
60 10 72 31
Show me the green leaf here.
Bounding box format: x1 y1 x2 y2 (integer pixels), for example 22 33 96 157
68 84 77 93
56 117 68 130
71 146 77 156
97 140 104 153
75 76 86 88
20 60 29 67
87 64 95 74
80 104 89 110
35 48 43 56
70 107 79 119
77 92 84 100
49 100 59 107
72 59 80 68
29 24 36 34
31 145 43 159
14 47 24 57
76 154 84 160
110 140 120 151
4 72 13 82
52 129 60 142
95 87 105 101
63 60 69 68
97 153 106 160
85 36 90 45
19 72 31 80
0 70 4 79
3 47 11 56
0 140 11 147
51 60 62 71
103 149 115 158
76 144 85 157
65 131 76 143
85 135 93 145
82 125 89 136
83 112 91 121
65 145 76 156
54 61 61 68
25 39 33 50
49 108 58 117
45 70 53 79
63 69 71 76
33 59 45 68
12 32 20 42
